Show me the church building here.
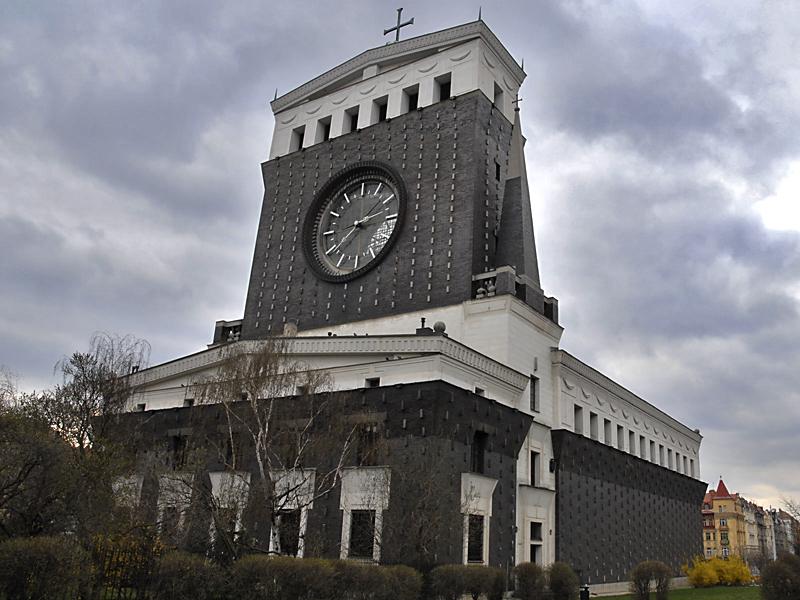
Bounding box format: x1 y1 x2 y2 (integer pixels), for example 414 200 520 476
120 18 707 591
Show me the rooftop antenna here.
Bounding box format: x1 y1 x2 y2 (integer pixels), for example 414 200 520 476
273 88 278 101
384 7 414 43
478 6 482 20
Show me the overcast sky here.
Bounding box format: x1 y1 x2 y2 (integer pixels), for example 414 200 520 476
2 0 799 508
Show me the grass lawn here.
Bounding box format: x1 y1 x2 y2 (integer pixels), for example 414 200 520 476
601 586 761 600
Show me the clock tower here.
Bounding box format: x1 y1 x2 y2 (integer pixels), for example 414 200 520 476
240 20 558 339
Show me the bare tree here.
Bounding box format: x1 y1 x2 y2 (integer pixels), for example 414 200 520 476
0 366 16 408
190 337 361 559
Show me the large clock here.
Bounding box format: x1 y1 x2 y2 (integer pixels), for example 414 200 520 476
303 161 406 282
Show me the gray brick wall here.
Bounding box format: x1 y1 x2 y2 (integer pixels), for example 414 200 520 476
240 91 513 338
552 429 707 584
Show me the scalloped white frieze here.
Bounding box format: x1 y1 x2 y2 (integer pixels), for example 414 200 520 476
450 50 471 62
280 114 297 125
622 409 629 419
305 105 322 115
387 73 407 84
561 378 575 390
359 84 377 95
581 388 591 399
331 95 349 105
418 62 437 73
482 51 496 69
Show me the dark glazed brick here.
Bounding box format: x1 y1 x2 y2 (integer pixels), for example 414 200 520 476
114 380 532 569
240 92 515 338
552 430 707 584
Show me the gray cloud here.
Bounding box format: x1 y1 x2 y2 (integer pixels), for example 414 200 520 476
1 0 799 504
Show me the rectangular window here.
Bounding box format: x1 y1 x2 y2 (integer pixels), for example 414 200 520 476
639 435 646 459
295 385 309 396
474 386 485 397
315 116 331 143
529 375 539 412
659 445 665 466
403 84 419 112
650 440 656 462
493 81 504 109
589 413 598 440
676 453 682 473
365 377 381 388
617 425 625 450
289 125 305 152
136 403 146 412
435 73 451 102
495 160 501 181
603 419 612 445
668 449 673 469
573 405 583 435
529 521 543 565
530 451 540 486
169 435 189 470
277 509 301 557
182 398 194 408
356 423 379 466
471 431 488 474
722 547 730 557
346 106 360 133
373 96 388 123
690 459 695 477
349 510 376 559
467 514 485 563
684 456 689 474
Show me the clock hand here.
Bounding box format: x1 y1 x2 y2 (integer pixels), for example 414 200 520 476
328 226 358 255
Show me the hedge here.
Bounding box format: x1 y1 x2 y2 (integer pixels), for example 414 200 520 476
761 554 800 600
547 562 579 600
151 551 224 600
514 562 546 600
0 536 94 600
629 560 671 600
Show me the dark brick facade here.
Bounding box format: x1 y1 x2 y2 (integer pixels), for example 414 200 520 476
119 380 531 570
240 91 515 338
551 429 706 584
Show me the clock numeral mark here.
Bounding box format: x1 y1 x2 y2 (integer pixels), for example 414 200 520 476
336 254 345 267
386 213 398 220
344 193 351 204
361 183 365 196
325 246 336 255
354 255 359 269
375 183 383 195
382 194 395 204
323 231 335 236
369 247 376 259
330 211 340 217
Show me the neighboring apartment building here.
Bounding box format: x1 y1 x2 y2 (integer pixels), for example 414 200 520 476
772 509 799 557
702 479 746 559
703 479 790 563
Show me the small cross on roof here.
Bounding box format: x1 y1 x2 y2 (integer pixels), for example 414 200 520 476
384 7 414 43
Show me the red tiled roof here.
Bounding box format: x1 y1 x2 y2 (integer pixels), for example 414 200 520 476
716 479 733 499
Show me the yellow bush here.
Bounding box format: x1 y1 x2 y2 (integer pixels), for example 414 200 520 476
686 559 719 587
686 555 752 588
713 555 752 586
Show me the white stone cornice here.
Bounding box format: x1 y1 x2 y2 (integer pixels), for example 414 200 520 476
130 334 528 390
271 21 524 114
552 349 702 443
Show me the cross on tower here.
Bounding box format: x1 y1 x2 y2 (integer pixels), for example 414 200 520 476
384 8 414 43
512 93 523 111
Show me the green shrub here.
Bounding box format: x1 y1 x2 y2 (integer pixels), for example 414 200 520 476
230 555 334 600
151 551 223 600
629 560 671 600
333 559 393 600
429 564 464 600
514 562 546 600
548 562 579 600
0 535 94 600
762 555 800 600
488 567 506 600
428 564 499 600
385 564 423 600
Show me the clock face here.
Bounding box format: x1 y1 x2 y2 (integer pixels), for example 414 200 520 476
304 162 406 282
